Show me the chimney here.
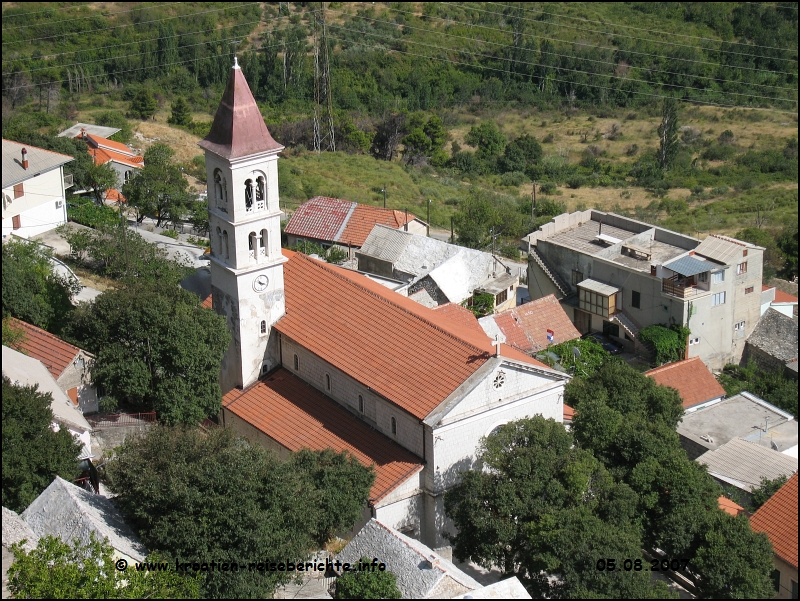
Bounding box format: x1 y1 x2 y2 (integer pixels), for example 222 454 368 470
689 251 695 256
21 148 28 170
80 127 86 139
598 219 603 235
405 208 409 232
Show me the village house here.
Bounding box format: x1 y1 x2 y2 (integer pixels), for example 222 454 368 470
9 318 98 414
75 129 143 195
201 59 569 549
743 308 798 378
522 211 764 370
645 356 726 412
355 224 518 312
750 473 798 599
284 195 427 252
760 285 798 318
2 139 73 240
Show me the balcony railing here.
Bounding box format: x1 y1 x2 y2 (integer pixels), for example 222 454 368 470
63 173 74 189
662 279 701 298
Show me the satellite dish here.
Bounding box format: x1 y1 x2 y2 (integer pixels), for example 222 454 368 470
572 347 582 358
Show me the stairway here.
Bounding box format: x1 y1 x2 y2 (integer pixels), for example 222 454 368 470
528 247 571 298
612 310 640 339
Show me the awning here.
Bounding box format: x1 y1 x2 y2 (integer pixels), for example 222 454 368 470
665 255 710 277
577 279 619 296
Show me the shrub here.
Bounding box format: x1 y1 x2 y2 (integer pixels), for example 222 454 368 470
566 176 585 189
539 181 557 195
500 171 529 187
638 324 690 365
161 229 179 239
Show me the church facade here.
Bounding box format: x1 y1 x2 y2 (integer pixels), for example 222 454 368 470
202 61 569 548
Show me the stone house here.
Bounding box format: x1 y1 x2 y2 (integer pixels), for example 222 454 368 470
742 308 798 377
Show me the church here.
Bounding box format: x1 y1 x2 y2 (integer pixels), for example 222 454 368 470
200 60 569 549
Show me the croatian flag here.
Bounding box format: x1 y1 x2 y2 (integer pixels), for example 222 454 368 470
546 329 555 344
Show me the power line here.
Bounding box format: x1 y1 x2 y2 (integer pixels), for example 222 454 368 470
490 1 799 54
3 2 109 19
327 7 797 93
448 2 798 63
326 22 796 105
377 3 798 77
2 3 258 46
2 2 181 31
327 33 798 113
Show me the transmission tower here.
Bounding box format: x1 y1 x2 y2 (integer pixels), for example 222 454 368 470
313 2 335 152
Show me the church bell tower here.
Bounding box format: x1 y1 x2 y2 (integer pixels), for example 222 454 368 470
199 58 286 392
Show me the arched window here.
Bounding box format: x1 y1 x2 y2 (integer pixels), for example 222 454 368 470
260 229 268 256
358 395 364 413
391 417 397 435
244 179 254 211
248 231 257 259
293 354 299 371
256 176 266 209
215 227 222 256
124 170 131 183
222 230 229 259
260 320 267 334
213 169 227 210
325 374 331 391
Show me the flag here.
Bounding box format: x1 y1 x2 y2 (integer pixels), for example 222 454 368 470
546 329 555 343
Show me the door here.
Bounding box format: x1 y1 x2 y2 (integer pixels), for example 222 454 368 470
574 309 591 335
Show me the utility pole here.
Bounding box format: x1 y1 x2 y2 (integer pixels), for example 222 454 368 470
426 199 431 237
531 181 536 219
450 216 454 243
382 185 386 208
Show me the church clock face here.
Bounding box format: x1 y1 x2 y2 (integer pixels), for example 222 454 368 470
253 274 269 292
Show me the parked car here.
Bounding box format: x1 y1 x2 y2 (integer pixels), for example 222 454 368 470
582 331 623 355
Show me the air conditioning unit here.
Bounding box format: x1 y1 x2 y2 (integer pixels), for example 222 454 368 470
55 200 64 208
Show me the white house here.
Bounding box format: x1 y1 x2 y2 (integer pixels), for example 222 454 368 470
2 139 73 240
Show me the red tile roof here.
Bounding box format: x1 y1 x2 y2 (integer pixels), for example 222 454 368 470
223 368 423 503
201 294 213 309
85 134 136 156
774 289 798 303
488 295 581 353
339 205 418 248
105 189 126 203
646 357 726 409
432 303 485 336
718 495 746 517
284 197 354 243
9 318 84 380
198 63 283 160
275 253 551 421
563 404 575 421
91 147 143 169
750 473 798 569
284 197 420 248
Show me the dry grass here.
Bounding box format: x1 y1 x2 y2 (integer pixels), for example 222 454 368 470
132 111 204 164
523 183 692 212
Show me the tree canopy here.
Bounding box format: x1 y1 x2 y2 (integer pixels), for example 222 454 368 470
8 534 200 599
2 377 82 513
105 426 374 599
334 558 401 600
65 285 229 424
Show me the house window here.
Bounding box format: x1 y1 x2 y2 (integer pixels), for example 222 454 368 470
697 271 708 283
572 270 583 285
770 570 780 593
213 169 227 209
391 417 397 435
293 354 299 371
248 231 257 258
579 287 616 318
222 230 229 259
495 289 508 306
734 321 745 331
632 290 641 309
737 262 747 275
12 215 21 230
689 337 700 345
358 394 364 413
743 249 748 258
13 183 24 199
745 286 754 294
713 271 724 284
712 292 726 306
260 320 267 334
325 374 331 391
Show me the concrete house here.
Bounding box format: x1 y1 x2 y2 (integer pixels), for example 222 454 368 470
355 225 518 312
523 211 764 370
750 473 798 599
284 196 427 251
761 285 798 318
2 139 73 240
9 318 98 414
202 60 569 549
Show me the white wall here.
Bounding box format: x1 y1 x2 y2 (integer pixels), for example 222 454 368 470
2 167 67 239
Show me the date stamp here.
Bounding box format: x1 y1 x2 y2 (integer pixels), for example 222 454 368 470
596 558 689 572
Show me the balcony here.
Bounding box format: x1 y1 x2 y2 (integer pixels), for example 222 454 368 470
662 278 702 298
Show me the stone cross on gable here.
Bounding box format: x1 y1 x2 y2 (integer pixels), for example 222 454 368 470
492 335 501 357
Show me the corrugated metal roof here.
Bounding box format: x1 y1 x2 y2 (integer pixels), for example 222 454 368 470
577 279 619 296
698 438 798 492
57 123 120 138
694 234 753 265
664 255 712 277
358 224 413 262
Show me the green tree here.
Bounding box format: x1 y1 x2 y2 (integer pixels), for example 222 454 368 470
693 512 775 599
334 558 401 599
128 88 157 120
499 134 542 175
2 317 27 350
464 121 506 172
123 143 191 227
8 534 199 599
289 449 375 545
453 189 523 249
167 96 192 126
105 426 317 599
751 474 789 510
657 97 679 171
85 161 118 205
66 286 229 425
2 239 79 333
777 223 798 279
2 377 82 512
